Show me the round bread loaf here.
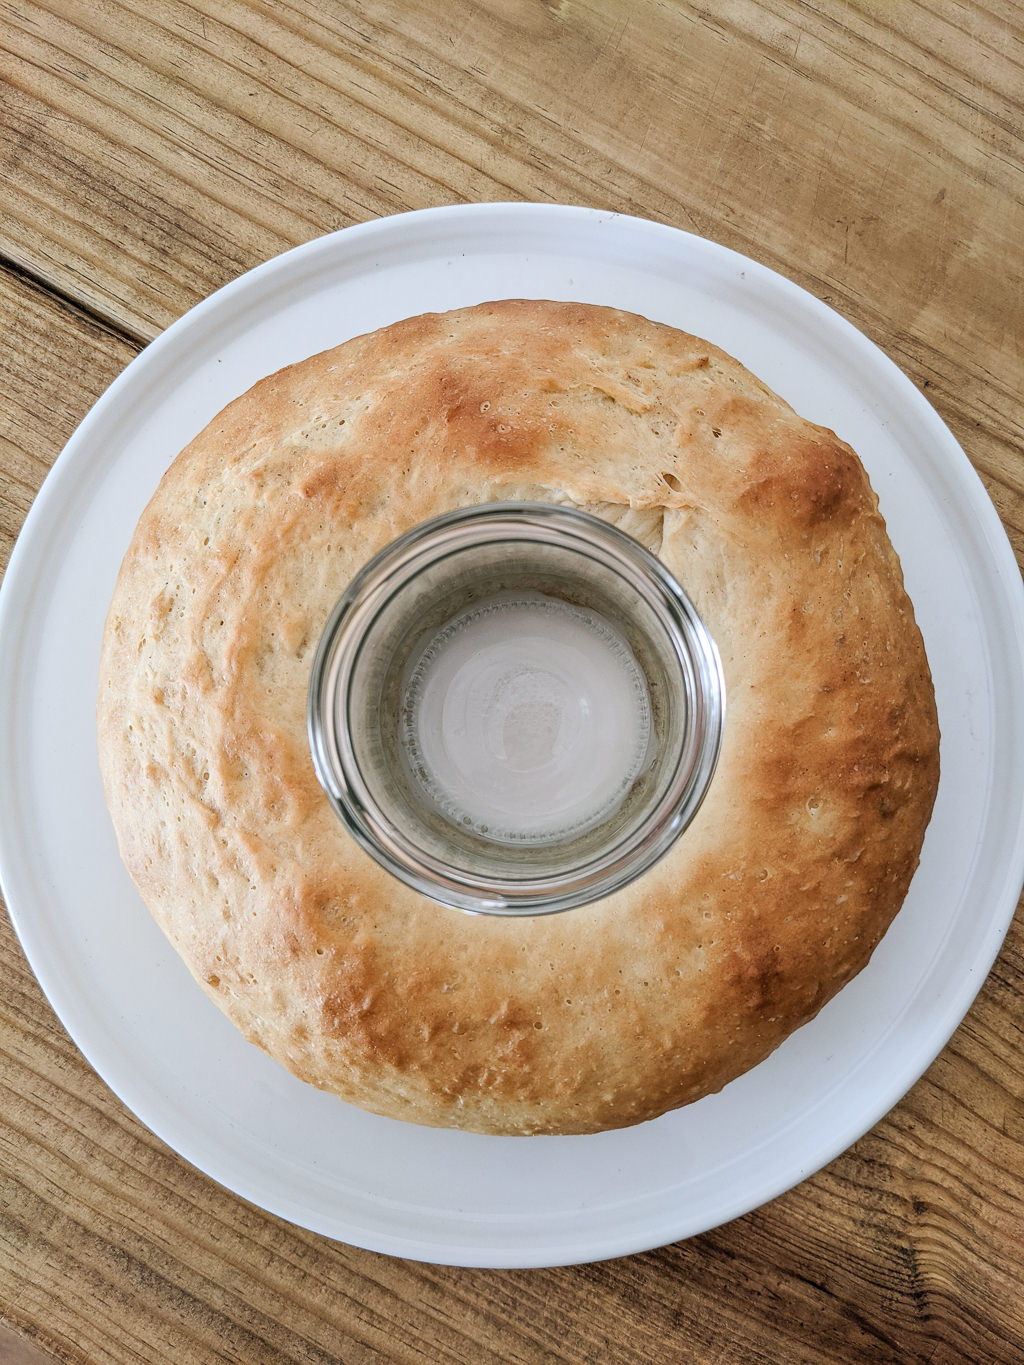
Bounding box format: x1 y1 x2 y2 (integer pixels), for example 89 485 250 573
98 300 940 1135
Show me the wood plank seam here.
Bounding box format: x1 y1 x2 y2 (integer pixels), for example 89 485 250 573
0 253 150 350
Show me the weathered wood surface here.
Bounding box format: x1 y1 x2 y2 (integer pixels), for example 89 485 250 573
2 3 1022 1361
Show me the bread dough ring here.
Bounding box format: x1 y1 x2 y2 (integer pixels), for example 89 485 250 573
98 300 940 1135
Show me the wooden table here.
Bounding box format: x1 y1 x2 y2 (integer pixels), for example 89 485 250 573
2 4 1022 1361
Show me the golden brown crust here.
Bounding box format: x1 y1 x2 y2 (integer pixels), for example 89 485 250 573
97 300 940 1134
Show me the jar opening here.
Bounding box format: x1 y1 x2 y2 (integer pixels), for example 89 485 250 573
399 590 653 847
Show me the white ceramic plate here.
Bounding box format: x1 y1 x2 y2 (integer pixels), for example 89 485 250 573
2 205 1022 1268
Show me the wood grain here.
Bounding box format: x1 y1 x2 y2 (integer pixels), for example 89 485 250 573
2 2 1023 1362
3 0 1021 563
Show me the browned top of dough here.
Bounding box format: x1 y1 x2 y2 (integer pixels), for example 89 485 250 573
97 300 939 1134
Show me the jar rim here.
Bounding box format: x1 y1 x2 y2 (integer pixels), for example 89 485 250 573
308 502 725 915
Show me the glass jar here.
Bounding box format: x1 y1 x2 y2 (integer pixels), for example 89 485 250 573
308 502 724 915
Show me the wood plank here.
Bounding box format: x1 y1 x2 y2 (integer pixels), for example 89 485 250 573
2 0 1021 565
1 2 1021 412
